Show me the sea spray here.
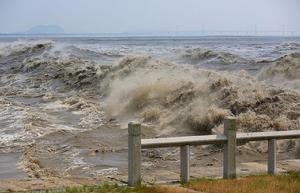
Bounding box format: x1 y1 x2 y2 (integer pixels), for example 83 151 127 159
0 39 299 179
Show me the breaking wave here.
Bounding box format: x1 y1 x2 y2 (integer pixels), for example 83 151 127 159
0 40 53 58
102 55 300 136
1 40 300 178
1 41 299 138
177 48 254 65
258 52 300 90
65 45 123 62
277 42 300 50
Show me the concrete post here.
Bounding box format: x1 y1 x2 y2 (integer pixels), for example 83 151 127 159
268 139 276 174
223 117 237 179
180 145 190 183
128 122 142 186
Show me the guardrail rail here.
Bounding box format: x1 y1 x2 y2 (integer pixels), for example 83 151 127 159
127 117 300 186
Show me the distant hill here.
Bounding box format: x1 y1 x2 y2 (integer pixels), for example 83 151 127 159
24 25 65 34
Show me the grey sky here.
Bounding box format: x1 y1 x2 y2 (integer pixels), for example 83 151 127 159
0 0 299 33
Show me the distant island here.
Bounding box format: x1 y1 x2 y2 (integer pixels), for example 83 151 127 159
24 25 64 34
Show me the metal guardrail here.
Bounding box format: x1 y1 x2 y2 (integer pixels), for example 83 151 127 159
127 117 300 186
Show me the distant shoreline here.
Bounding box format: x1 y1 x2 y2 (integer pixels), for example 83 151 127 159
0 34 300 38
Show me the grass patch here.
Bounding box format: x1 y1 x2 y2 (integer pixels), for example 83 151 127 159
64 184 146 193
58 184 197 193
187 172 300 193
31 172 300 193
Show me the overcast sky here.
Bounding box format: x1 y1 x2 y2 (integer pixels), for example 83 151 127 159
0 0 299 34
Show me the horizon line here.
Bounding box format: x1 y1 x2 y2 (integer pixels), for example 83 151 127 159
1 31 300 38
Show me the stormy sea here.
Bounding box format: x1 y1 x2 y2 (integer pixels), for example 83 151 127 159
0 36 300 183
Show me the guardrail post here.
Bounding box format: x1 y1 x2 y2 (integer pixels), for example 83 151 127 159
223 117 237 179
180 145 190 183
128 122 141 186
268 139 276 174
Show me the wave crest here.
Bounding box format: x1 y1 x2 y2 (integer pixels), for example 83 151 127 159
0 40 53 58
101 55 299 136
178 48 253 65
258 52 300 90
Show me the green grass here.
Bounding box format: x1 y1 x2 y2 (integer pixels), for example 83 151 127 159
186 172 300 193
57 184 198 193
23 172 300 193
64 184 146 193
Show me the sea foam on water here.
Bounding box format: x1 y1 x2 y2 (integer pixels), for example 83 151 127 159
0 38 299 178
